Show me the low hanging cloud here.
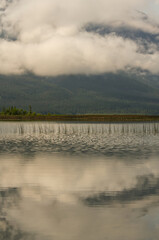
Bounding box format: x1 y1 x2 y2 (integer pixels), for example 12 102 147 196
0 0 159 76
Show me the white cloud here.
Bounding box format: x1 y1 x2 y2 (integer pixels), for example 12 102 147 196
0 0 159 76
0 0 7 9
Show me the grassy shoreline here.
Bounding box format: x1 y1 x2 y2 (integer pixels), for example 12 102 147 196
0 114 159 122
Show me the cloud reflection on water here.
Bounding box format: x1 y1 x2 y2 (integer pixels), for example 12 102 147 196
0 122 159 240
0 154 159 239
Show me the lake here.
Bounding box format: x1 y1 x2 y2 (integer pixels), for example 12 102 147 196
0 121 159 240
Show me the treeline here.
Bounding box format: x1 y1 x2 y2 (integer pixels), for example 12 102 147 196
0 106 35 116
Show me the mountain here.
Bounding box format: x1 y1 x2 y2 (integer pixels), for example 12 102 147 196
0 72 159 114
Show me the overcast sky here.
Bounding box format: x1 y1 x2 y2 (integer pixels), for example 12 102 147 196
0 0 159 76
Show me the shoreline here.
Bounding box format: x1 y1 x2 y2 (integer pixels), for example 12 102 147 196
0 115 159 122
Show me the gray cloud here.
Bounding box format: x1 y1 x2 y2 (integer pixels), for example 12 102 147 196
0 0 159 76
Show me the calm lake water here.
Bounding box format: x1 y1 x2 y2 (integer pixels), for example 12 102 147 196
0 121 159 240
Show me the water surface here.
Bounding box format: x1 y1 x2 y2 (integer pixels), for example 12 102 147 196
0 122 159 240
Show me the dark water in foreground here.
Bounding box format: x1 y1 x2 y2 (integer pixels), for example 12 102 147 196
0 122 159 240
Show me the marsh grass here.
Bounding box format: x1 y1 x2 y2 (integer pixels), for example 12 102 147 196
0 114 159 122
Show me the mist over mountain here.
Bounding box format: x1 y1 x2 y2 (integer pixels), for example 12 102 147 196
86 23 159 52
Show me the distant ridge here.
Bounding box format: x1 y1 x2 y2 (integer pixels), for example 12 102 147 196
0 72 159 114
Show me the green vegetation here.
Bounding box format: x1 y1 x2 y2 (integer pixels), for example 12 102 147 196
0 106 36 116
0 106 159 122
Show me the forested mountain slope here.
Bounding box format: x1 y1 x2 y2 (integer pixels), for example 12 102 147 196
0 72 159 114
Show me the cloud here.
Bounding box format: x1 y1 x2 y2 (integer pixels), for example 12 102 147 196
0 0 7 9
0 0 159 76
